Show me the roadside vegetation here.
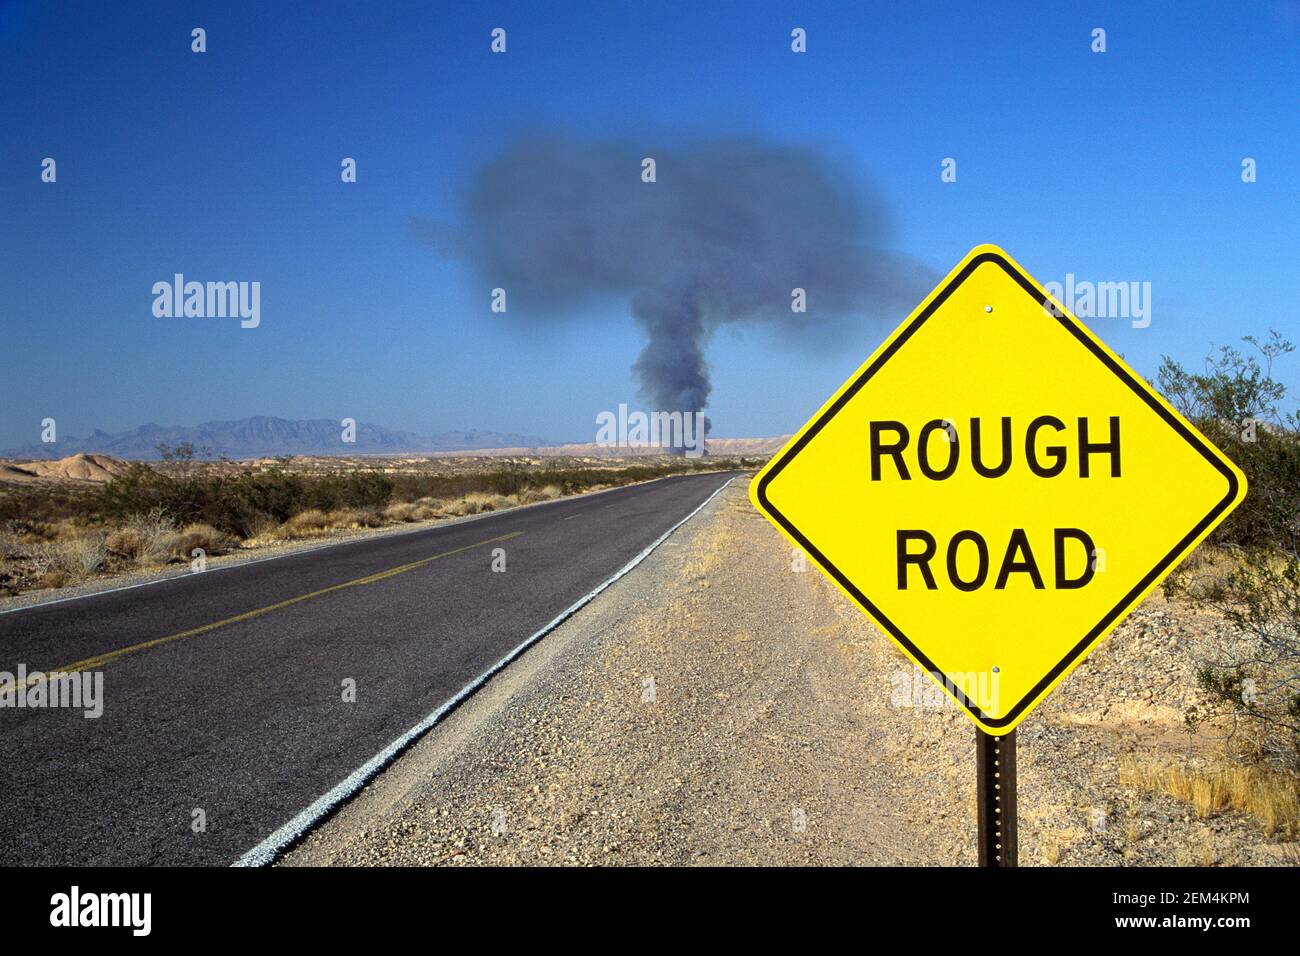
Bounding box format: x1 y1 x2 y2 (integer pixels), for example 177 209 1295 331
1151 329 1300 833
0 449 757 596
1119 756 1299 840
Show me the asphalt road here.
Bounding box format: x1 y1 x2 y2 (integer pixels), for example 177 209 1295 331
0 471 736 865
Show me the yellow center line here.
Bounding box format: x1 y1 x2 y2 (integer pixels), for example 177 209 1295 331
7 530 524 689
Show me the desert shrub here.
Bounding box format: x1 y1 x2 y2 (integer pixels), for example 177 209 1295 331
225 469 392 527
379 497 445 520
353 507 386 528
1177 553 1300 769
99 462 199 522
1161 331 1300 768
334 472 394 510
332 507 382 529
97 462 395 538
281 509 331 538
519 484 563 504
0 482 101 528
445 492 510 516
104 528 143 558
383 502 419 523
329 509 363 528
240 511 282 542
483 460 530 497
106 508 178 565
0 526 21 560
228 470 309 524
1157 330 1299 553
171 523 233 560
35 534 108 582
286 471 393 513
99 461 249 535
62 535 108 576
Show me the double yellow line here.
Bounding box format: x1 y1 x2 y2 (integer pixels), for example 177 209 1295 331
10 530 523 689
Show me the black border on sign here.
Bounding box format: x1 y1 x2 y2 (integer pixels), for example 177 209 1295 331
754 251 1241 728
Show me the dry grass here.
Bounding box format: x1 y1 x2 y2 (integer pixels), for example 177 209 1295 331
35 533 108 583
383 502 420 523
280 509 332 538
0 528 21 561
106 509 178 566
279 507 392 539
338 508 386 529
237 496 451 546
1120 756 1300 838
172 523 233 560
519 484 562 504
239 512 283 546
443 492 518 516
387 499 451 522
411 499 443 519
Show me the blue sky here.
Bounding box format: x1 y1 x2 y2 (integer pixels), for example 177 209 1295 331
1 0 1297 449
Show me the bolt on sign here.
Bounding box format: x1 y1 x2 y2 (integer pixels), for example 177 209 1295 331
751 245 1246 735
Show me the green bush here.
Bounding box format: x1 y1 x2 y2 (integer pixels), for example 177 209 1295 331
97 463 394 537
1160 331 1300 767
1157 330 1298 552
0 483 101 530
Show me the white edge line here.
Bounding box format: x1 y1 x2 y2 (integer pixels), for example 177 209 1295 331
0 472 698 618
233 474 737 867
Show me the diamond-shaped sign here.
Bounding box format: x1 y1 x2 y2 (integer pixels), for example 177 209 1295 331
751 245 1246 734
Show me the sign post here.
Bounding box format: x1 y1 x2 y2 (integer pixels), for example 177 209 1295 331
976 727 1016 866
750 244 1247 865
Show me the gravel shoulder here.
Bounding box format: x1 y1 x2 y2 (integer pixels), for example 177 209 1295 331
282 479 1297 867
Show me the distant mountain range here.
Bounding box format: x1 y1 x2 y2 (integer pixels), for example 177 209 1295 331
2 417 557 461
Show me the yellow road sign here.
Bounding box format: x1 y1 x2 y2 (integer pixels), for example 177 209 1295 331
751 244 1246 734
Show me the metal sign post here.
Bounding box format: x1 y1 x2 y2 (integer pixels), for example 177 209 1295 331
976 727 1016 866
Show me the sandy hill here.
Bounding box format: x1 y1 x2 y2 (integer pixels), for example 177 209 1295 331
0 453 131 483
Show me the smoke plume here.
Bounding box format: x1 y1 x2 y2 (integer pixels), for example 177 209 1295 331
419 134 931 429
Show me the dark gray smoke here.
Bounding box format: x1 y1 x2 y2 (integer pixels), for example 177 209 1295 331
419 134 931 425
